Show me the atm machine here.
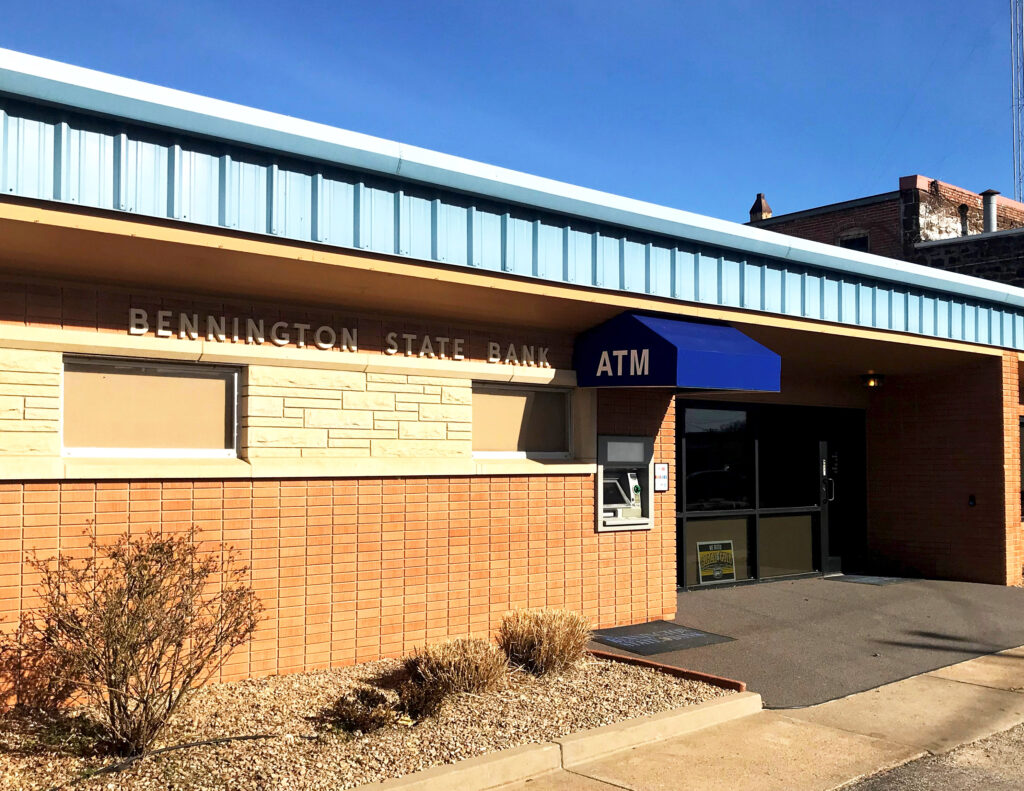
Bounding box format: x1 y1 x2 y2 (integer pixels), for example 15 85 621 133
596 435 654 532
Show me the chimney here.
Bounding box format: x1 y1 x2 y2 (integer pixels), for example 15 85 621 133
981 189 999 233
749 193 772 222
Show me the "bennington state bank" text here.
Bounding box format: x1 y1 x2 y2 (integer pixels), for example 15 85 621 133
126 308 550 366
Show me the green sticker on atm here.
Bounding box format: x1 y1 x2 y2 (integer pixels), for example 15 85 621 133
697 540 736 585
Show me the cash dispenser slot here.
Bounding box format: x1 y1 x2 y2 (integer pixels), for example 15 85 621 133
597 435 654 532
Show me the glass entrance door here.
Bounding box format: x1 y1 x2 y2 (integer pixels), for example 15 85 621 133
678 402 864 587
754 415 821 580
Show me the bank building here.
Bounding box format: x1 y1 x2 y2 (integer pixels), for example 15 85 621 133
0 48 1021 678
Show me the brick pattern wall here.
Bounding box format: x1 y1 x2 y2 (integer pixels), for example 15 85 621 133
0 384 678 679
243 367 472 460
0 376 678 679
865 357 1011 583
0 349 60 456
749 178 1024 280
597 389 679 594
751 198 904 260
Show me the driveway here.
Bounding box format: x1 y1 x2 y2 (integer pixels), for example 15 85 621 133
593 576 1024 707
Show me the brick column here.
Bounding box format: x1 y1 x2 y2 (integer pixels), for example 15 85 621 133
596 389 677 623
1002 352 1023 585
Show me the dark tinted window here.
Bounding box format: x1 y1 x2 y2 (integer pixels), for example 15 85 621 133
758 433 819 508
838 234 869 253
684 408 753 511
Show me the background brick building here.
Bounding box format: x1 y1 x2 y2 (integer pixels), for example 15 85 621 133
749 176 1024 287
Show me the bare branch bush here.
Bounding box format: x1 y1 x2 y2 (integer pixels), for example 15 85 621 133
19 528 261 755
0 613 80 713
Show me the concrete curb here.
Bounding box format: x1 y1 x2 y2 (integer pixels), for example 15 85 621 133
356 742 562 791
355 691 762 791
557 691 763 767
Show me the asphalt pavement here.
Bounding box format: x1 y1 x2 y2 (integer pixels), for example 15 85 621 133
590 576 1024 707
846 720 1024 791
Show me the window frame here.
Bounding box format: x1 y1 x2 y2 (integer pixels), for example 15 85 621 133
61 355 240 459
837 233 870 253
470 382 573 460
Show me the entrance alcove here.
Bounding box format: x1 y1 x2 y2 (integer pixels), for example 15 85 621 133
678 322 1008 587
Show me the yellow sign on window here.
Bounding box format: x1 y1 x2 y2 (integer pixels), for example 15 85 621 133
697 540 736 585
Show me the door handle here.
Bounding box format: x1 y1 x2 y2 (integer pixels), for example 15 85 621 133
826 478 836 503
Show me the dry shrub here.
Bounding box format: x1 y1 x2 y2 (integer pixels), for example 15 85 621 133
396 677 447 720
19 528 261 755
325 686 397 733
0 614 79 713
325 677 447 731
497 608 591 676
403 638 507 699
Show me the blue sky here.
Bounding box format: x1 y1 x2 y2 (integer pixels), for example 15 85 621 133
0 1 1010 222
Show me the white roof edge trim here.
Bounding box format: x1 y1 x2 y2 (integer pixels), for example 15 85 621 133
3 47 1024 312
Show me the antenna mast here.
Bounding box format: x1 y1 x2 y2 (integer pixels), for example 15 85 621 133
1014 0 1024 200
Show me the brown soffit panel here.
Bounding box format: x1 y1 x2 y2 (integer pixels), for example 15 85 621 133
0 198 1013 353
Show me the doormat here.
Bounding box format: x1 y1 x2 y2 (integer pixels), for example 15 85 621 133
591 620 733 656
827 574 908 586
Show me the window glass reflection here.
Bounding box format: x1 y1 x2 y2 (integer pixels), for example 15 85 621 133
685 409 753 511
684 409 746 434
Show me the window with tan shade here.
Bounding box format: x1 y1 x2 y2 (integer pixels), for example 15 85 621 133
472 385 570 457
62 357 238 457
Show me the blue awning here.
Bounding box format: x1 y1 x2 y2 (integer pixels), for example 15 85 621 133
573 312 781 390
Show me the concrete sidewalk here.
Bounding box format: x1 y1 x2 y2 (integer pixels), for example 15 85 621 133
507 646 1024 791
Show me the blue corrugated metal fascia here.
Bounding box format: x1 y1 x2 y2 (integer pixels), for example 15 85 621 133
2 46 1024 313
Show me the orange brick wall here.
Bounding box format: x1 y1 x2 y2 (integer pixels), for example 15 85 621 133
0 391 678 681
597 388 678 596
865 355 1021 584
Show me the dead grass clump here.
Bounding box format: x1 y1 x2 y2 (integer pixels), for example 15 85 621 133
396 678 447 720
403 638 507 697
497 609 591 676
325 639 507 730
324 686 397 733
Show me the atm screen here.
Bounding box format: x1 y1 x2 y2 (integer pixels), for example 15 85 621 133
603 477 631 506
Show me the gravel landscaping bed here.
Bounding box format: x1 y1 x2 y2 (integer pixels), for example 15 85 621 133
0 656 731 791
